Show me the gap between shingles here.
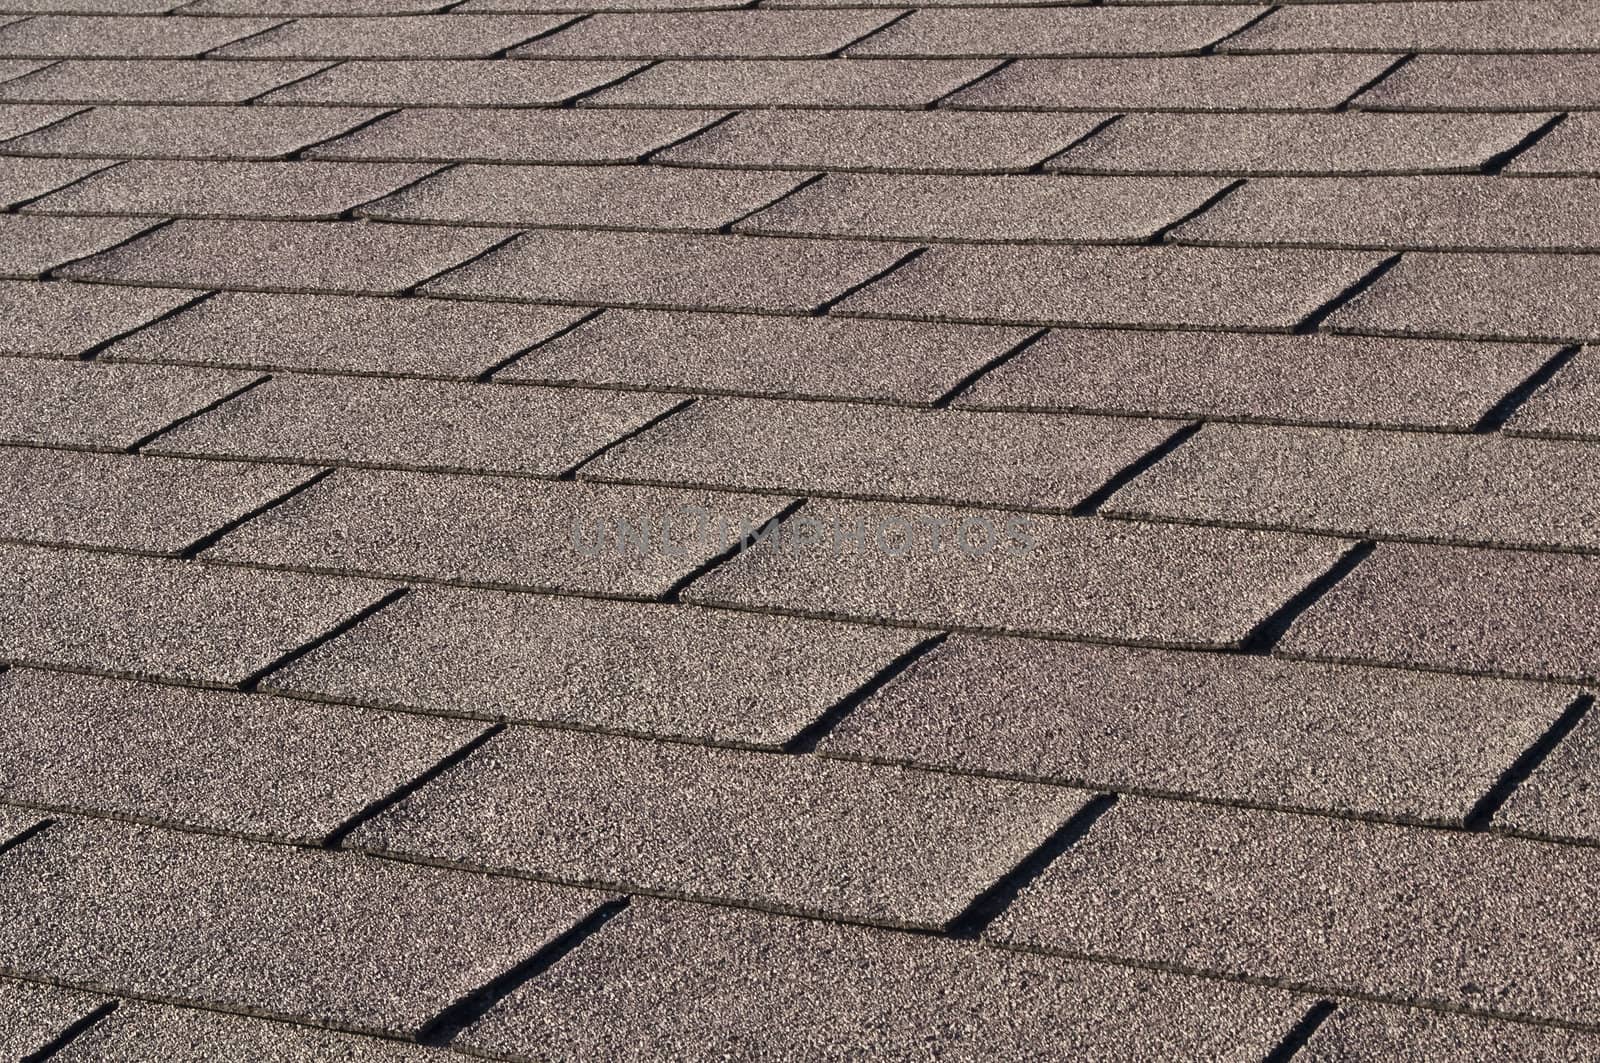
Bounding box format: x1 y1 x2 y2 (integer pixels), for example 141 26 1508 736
492 12 590 59
1146 178 1247 245
241 60 342 105
784 632 948 754
658 496 808 603
341 160 457 221
1071 420 1203 516
478 306 607 383
178 466 335 559
195 18 294 58
1262 1000 1339 1063
1238 539 1377 655
1293 253 1402 334
719 170 826 234
926 58 1010 111
1030 113 1125 173
1337 53 1415 112
557 395 697 480
0 817 54 861
0 104 92 157
563 59 660 109
124 372 270 452
20 1000 119 1063
1472 344 1582 433
292 107 403 164
322 722 505 850
931 326 1049 409
79 287 214 362
637 108 740 162
400 228 523 296
1464 693 1594 832
41 216 172 282
1197 4 1281 57
829 8 914 58
236 586 410 692
1481 112 1568 174
814 245 925 316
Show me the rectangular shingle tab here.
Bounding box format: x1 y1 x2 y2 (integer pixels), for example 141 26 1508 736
0 542 398 685
511 11 901 59
503 308 1034 404
0 156 110 208
259 59 644 107
0 212 153 277
583 58 997 108
684 498 1350 646
848 7 1259 59
3 104 384 159
201 468 796 598
56 219 507 295
0 359 258 448
146 374 682 476
1503 114 1600 175
954 328 1557 431
214 14 573 59
834 244 1387 330
1301 1005 1600 1062
0 668 483 841
0 816 612 1035
350 726 1089 927
307 106 722 162
825 633 1573 823
990 798 1600 1027
0 100 79 137
582 397 1181 510
0 58 330 104
1356 53 1600 112
102 289 590 378
0 979 107 1062
0 15 280 57
1497 707 1600 844
0 279 195 356
1506 350 1600 441
1222 1 1600 55
458 900 1306 1062
1281 542 1600 682
360 163 808 231
423 228 915 313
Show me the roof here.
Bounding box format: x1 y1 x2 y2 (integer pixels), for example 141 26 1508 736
2 1 1599 1059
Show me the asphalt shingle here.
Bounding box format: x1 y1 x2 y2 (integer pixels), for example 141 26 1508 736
350 726 1088 928
0 100 78 137
0 816 612 1035
0 359 257 448
57 219 507 295
1047 112 1550 176
423 228 915 313
147 373 680 476
0 58 330 104
825 634 1572 824
504 308 1032 404
1222 1 1600 55
1503 114 1600 175
265 585 921 747
458 900 1304 1062
991 798 1600 1027
512 11 899 59
2 103 384 159
834 244 1387 330
955 328 1555 431
582 397 1180 510
201 468 795 598
1356 53 1600 112
0 155 108 208
946 54 1397 112
656 108 1108 174
1497 708 1600 844
1280 542 1600 682
738 173 1230 243
848 7 1256 59
583 58 997 108
0 14 279 57
259 58 643 107
1506 350 1600 441
1327 253 1600 343
0 542 397 685
0 979 107 1062
0 668 483 841
0 213 152 278
25 159 438 219
101 290 589 378
307 106 722 162
1300 1005 1600 1062
0 279 194 357
0 447 314 554
214 14 572 59
684 498 1350 646
360 163 807 231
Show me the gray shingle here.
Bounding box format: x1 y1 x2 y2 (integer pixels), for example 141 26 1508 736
102 290 588 379
423 228 915 313
460 0 742 9
1327 253 1600 343
849 7 1256 59
0 447 314 554
0 213 152 278
834 244 1387 330
583 58 996 108
955 328 1555 431
990 798 1600 1027
684 498 1350 646
360 163 807 231
3 103 384 159
825 634 1572 824
0 14 279 57
1110 425 1600 551
946 54 1397 112
259 58 643 107
1301 1005 1600 1062
1498 708 1600 844
0 816 612 1035
307 106 721 162
1504 114 1600 175
512 11 899 59
0 279 195 357
1173 176 1600 252
0 807 45 844
0 100 78 137
351 726 1088 927
148 374 680 476
201 468 795 598
1046 112 1549 176
0 59 48 84
0 359 258 447
25 159 438 219
655 108 1108 174
264 585 922 747
0 155 108 208
0 542 397 685
57 219 507 295
1356 53 1600 112
0 979 107 1062
504 308 1031 404
0 58 330 104
459 900 1305 1062
214 14 571 59
1280 542 1600 682
1507 350 1600 441
582 397 1179 510
0 668 483 841
186 0 450 12
1222 1 1600 54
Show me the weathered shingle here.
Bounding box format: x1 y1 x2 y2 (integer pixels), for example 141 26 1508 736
307 106 722 162
1503 113 1600 175
1222 1 1600 55
0 155 109 208
1300 1005 1600 1062
259 58 643 107
1497 707 1600 844
1355 53 1600 111
511 10 899 59
1506 350 1600 441
583 57 997 108
0 213 153 278
3 103 384 159
0 279 195 357
214 14 572 59
0 15 280 57
0 58 330 104
848 7 1257 59
0 979 107 1062
0 100 79 137
0 359 258 448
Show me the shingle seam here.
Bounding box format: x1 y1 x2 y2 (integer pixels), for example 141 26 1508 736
829 8 913 58
1337 52 1415 111
194 18 294 59
0 817 53 860
930 326 1049 408
1293 252 1402 334
0 58 57 89
490 12 588 59
1147 177 1247 244
241 59 341 104
39 215 169 281
79 287 215 362
561 58 659 109
400 227 522 295
815 244 924 314
555 394 697 479
658 495 807 602
236 585 410 691
1030 113 1123 173
340 162 461 220
289 106 404 162
1069 419 1202 516
123 370 269 452
5 159 121 214
1196 3 1280 58
1463 693 1595 831
718 169 825 233
783 631 948 754
926 57 1008 110
635 107 738 161
322 722 504 849
177 465 335 559
1480 112 1568 174
18 998 119 1063
1238 539 1377 655
480 306 607 383
1259 1000 1338 1063
0 103 90 149
1472 344 1583 433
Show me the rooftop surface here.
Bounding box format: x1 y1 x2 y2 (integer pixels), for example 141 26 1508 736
3 0 1600 1059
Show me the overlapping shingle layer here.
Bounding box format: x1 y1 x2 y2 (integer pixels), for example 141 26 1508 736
3 1 1599 1059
